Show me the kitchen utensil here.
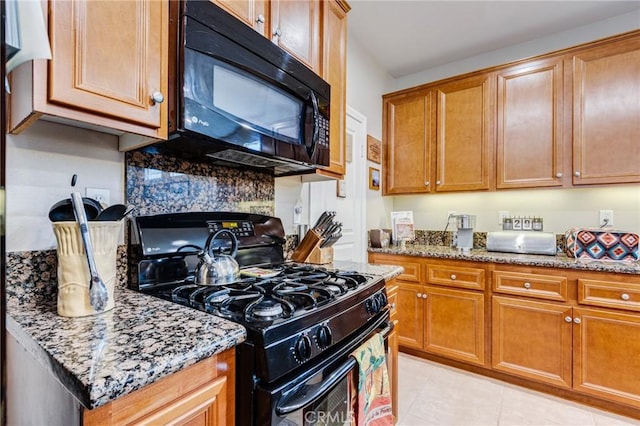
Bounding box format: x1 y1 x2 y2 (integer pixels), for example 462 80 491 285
71 192 108 312
194 229 240 285
49 197 102 222
95 204 128 221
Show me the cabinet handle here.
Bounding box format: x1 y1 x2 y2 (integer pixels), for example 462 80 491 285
150 91 164 105
621 293 630 301
574 171 581 177
450 274 457 280
256 14 265 23
564 316 572 323
523 282 531 289
573 317 581 324
273 28 282 37
555 172 563 178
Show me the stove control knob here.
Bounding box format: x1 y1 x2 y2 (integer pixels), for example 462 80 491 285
316 325 333 349
294 335 313 362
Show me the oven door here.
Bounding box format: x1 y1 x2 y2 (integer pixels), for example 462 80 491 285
256 313 394 426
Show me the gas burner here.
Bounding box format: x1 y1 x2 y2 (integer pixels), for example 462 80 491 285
273 282 309 294
245 296 294 321
171 284 202 304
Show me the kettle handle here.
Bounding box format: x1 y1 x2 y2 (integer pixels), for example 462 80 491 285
204 229 238 258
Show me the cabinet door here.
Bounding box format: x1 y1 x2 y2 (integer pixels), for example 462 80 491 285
435 73 494 191
210 0 268 34
492 296 572 388
571 37 640 185
271 0 320 72
396 283 424 349
135 376 228 426
320 0 348 177
387 320 399 423
48 0 167 133
497 58 564 188
573 307 640 408
383 93 433 194
424 286 485 366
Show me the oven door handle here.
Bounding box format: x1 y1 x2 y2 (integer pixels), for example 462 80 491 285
275 356 357 416
275 320 394 416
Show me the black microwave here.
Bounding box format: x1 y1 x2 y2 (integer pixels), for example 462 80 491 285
155 0 331 176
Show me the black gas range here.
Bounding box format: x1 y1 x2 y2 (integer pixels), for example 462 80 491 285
128 212 391 425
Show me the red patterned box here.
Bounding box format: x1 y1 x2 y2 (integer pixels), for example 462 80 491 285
564 228 639 262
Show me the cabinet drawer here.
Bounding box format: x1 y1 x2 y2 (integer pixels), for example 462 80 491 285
370 254 422 282
578 279 640 312
493 271 568 301
427 264 485 290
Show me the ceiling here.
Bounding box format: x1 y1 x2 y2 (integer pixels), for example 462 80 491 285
348 1 640 78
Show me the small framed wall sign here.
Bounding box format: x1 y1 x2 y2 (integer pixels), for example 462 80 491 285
367 135 382 164
369 167 381 190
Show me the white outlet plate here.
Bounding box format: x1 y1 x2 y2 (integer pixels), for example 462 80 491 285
599 210 613 227
86 188 110 205
499 210 510 225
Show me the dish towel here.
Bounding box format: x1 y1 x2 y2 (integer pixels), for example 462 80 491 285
350 332 394 426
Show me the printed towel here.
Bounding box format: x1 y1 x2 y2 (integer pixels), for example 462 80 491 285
350 333 394 426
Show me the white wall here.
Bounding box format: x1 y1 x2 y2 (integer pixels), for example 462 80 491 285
6 121 123 252
392 10 640 91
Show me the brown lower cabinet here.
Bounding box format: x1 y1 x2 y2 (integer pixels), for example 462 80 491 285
369 252 640 419
84 349 235 426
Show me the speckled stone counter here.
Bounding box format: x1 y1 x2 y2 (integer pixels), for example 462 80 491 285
330 260 404 281
369 244 640 275
6 287 247 410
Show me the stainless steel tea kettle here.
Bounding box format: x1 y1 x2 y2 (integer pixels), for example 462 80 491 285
194 229 240 285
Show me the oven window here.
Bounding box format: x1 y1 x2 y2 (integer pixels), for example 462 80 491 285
183 48 303 145
278 373 354 426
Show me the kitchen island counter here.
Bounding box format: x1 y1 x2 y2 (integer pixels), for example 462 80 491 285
369 244 640 275
6 285 247 411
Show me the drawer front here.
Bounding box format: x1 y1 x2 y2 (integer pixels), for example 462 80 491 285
578 279 640 312
427 264 485 290
493 271 568 301
370 254 422 282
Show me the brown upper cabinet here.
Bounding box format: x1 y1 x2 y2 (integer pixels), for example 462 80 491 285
214 0 320 74
496 58 564 189
383 30 640 195
9 0 169 140
570 36 640 185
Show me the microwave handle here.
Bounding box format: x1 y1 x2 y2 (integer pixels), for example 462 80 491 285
307 91 320 159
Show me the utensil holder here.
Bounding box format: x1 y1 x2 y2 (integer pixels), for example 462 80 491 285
53 221 123 317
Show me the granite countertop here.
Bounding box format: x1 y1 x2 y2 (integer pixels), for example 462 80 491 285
6 287 247 410
369 244 640 275
5 261 402 412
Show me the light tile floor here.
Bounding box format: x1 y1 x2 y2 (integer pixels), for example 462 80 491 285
396 353 640 426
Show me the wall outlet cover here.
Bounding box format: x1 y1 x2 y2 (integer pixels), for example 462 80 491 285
86 188 110 205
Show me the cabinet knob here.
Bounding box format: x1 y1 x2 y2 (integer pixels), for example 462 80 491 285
391 303 397 309
565 316 573 323
417 293 422 298
422 293 428 299
523 282 531 289
273 28 282 37
436 180 441 185
450 274 457 280
150 91 164 105
425 181 430 186
555 172 563 178
621 293 630 301
574 171 581 177
573 317 581 324
256 14 265 23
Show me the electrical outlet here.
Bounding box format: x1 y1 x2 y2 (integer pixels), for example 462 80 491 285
499 210 509 225
86 188 110 205
599 210 613 227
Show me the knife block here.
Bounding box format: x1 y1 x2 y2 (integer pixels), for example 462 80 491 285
290 229 323 262
307 246 334 264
